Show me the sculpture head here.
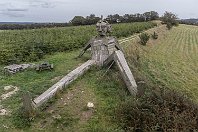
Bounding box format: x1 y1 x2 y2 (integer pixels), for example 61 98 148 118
96 20 111 36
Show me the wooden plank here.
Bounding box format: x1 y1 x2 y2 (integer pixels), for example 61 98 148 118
114 50 137 96
33 60 95 108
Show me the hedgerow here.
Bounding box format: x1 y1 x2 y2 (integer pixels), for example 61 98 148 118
0 22 156 64
116 87 198 131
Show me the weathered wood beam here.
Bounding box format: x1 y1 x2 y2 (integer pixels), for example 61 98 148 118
33 60 95 108
114 50 137 96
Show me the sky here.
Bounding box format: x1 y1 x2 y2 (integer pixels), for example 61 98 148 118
0 0 197 22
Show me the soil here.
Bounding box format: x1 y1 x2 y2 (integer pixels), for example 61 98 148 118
0 85 19 116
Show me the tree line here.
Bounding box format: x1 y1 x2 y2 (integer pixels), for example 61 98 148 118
179 19 198 26
70 11 159 25
0 11 179 30
0 23 70 30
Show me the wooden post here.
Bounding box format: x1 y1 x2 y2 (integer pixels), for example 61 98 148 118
22 91 35 118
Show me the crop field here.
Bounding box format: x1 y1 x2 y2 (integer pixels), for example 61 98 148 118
0 23 198 131
0 22 156 65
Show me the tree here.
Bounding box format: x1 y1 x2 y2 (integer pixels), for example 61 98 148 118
106 14 122 23
143 12 151 21
85 14 100 25
123 14 130 23
161 11 178 29
70 16 86 26
143 11 159 21
150 11 159 20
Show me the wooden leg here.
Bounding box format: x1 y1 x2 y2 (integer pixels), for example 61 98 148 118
114 50 137 96
33 60 95 108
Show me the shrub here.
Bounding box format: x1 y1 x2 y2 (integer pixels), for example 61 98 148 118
161 11 179 30
151 31 158 39
166 22 173 30
139 33 150 45
115 88 198 131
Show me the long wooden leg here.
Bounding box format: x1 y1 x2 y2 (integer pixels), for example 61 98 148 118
114 50 137 96
33 60 95 108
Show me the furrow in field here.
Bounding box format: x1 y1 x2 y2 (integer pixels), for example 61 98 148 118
138 24 198 101
191 29 198 68
175 28 185 59
186 28 193 60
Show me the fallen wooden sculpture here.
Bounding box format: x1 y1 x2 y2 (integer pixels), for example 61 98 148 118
23 19 137 117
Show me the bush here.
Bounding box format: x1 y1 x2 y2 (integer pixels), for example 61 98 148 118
139 33 150 45
166 22 173 30
151 31 158 39
115 88 198 131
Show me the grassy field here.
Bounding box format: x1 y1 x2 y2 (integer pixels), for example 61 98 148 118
0 50 128 131
138 24 198 101
0 24 198 131
122 24 198 101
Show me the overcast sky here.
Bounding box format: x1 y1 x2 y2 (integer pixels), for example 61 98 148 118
0 0 197 22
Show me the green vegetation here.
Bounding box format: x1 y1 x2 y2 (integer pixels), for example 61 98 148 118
115 85 198 131
116 24 198 131
139 32 150 45
151 31 158 39
0 50 90 131
0 23 198 131
161 11 179 30
0 22 156 65
139 24 198 101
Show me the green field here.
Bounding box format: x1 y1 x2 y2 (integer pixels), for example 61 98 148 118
0 22 156 65
0 24 198 131
138 24 198 101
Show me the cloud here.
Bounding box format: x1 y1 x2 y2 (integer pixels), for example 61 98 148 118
0 8 28 18
29 0 63 8
0 11 25 17
0 1 29 18
7 8 28 12
41 2 55 8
